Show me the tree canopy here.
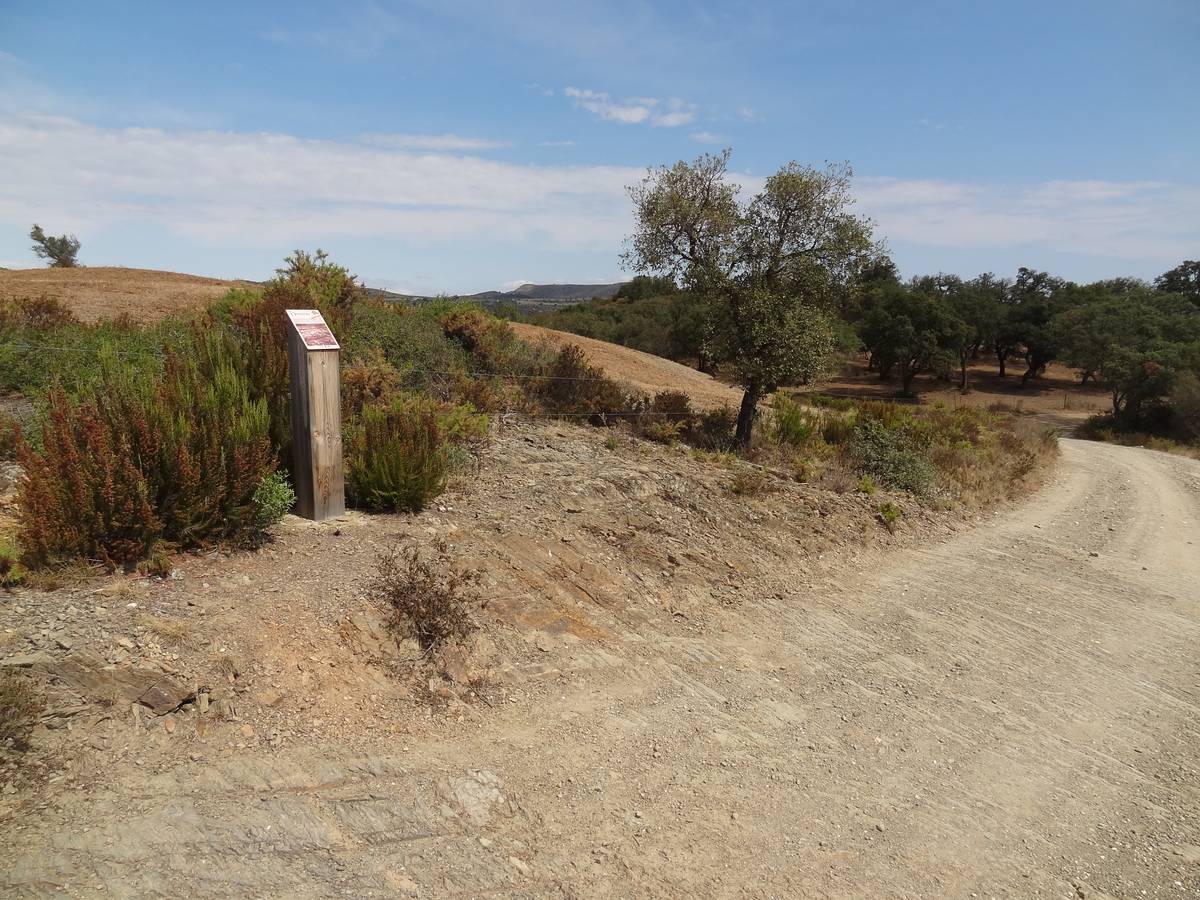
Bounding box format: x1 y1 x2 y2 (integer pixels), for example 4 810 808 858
29 224 81 268
623 150 876 445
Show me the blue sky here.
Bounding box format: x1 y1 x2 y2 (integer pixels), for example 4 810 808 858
1 0 1197 294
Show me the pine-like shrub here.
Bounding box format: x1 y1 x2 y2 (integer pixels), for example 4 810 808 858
346 394 486 513
17 331 276 570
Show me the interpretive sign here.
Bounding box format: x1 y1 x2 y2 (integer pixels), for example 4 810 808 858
285 309 345 521
286 308 340 350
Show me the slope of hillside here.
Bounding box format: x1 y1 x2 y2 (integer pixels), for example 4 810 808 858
511 321 743 410
0 267 254 323
2 425 1197 896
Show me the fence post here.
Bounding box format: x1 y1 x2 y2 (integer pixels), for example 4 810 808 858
285 309 345 521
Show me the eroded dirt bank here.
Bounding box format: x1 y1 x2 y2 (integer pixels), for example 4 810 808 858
2 436 1198 898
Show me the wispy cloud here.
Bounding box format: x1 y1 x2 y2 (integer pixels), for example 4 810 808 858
563 87 696 127
736 106 763 123
0 111 1194 279
358 132 508 151
689 131 725 145
538 140 577 148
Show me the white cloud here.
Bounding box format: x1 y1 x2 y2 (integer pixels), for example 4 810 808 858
857 176 1200 263
0 111 638 251
689 131 725 144
0 111 1194 278
564 87 696 127
736 106 763 123
358 132 508 151
538 140 577 148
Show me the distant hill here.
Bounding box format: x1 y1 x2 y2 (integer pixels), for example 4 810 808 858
469 282 623 303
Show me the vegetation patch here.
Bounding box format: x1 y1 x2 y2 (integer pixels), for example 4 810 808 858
367 539 480 652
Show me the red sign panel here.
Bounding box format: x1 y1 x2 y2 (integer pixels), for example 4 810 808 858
286 309 340 350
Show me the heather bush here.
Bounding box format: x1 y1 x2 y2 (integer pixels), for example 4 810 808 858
17 331 276 570
345 394 487 513
534 344 635 423
366 539 479 651
341 350 402 419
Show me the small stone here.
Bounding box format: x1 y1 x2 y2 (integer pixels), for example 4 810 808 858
163 716 176 734
508 857 530 875
240 724 255 738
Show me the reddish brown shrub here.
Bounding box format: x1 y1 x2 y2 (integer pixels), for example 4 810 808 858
17 332 275 570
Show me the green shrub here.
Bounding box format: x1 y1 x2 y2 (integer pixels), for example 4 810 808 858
253 471 295 529
877 501 901 531
0 531 24 589
1170 371 1200 443
534 344 635 423
346 394 486 513
821 414 856 447
16 330 276 570
771 394 817 446
850 417 935 496
690 405 738 451
856 474 877 494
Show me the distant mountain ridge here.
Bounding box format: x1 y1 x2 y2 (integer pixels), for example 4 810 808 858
467 282 624 302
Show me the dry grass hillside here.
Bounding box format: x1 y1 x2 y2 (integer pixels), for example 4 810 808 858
0 267 252 323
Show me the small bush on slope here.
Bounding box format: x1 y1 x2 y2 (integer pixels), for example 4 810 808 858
345 394 487 513
367 539 479 651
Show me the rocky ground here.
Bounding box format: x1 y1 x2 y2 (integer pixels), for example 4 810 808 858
0 424 1197 898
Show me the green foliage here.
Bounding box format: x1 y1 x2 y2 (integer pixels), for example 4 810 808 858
770 393 818 446
856 474 877 494
0 412 19 460
623 149 876 446
877 501 901 531
1155 260 1200 306
1170 371 1200 443
29 224 80 268
690 405 738 451
850 416 935 496
860 281 968 392
253 471 295 529
534 291 705 366
615 275 680 300
0 531 25 589
16 330 276 570
345 394 486 513
367 539 478 652
534 344 637 422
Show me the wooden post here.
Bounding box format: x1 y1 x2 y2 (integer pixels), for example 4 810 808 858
285 309 345 521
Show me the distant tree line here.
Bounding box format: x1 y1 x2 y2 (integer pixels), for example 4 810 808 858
849 259 1200 435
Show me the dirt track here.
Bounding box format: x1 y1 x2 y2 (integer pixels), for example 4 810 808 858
4 437 1198 898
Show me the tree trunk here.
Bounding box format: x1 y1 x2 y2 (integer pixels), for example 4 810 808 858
901 363 918 395
959 354 969 391
735 384 761 448
996 343 1008 377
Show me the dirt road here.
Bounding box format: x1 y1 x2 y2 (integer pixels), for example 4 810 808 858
5 438 1199 898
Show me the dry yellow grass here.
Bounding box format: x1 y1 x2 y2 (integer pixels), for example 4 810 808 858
0 267 255 324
